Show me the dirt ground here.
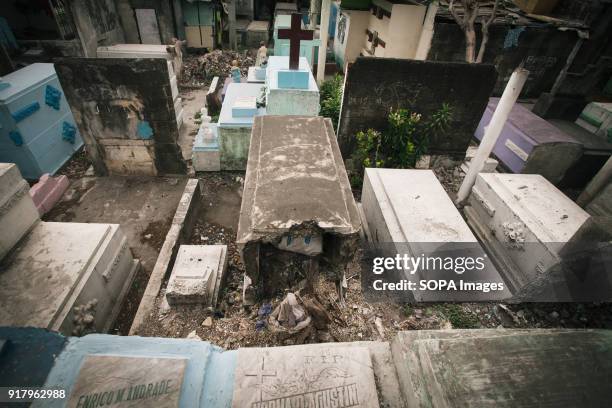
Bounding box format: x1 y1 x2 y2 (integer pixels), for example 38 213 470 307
133 170 612 349
44 175 188 335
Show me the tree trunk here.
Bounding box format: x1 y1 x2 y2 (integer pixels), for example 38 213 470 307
476 27 489 63
465 28 476 63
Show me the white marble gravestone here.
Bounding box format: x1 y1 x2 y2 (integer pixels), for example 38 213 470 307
0 163 39 260
232 345 380 407
67 355 187 408
165 245 228 306
0 222 139 335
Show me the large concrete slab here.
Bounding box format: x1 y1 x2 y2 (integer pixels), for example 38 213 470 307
391 329 612 407
0 221 139 334
237 116 360 297
232 344 380 407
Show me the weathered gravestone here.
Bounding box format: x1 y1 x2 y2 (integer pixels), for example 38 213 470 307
67 355 187 408
337 58 497 157
54 58 186 176
391 329 612 407
165 245 228 306
232 345 380 407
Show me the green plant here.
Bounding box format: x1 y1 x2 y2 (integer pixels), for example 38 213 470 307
349 104 453 187
319 74 344 129
435 304 480 329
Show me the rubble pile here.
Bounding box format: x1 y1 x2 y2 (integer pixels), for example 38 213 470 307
181 51 254 87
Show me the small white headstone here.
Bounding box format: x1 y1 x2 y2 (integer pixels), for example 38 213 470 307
166 245 228 305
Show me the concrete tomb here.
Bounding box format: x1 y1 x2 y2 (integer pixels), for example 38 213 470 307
192 121 221 172
464 173 603 301
0 163 39 260
391 329 612 408
232 344 380 407
97 44 184 129
165 245 228 306
361 168 509 302
0 63 83 180
55 58 186 176
338 58 497 157
29 172 69 215
237 116 360 299
217 83 265 170
0 221 140 335
265 56 320 116
245 20 270 48
475 98 583 185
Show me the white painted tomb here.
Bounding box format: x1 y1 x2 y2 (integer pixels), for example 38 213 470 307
0 163 39 260
232 344 380 407
193 121 221 172
165 245 228 306
0 221 140 335
465 173 592 296
361 168 509 301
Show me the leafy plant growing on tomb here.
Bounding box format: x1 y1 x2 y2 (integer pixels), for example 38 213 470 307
319 74 344 129
349 104 453 188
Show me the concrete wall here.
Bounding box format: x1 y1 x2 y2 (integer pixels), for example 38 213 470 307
71 0 125 57
385 4 425 59
334 10 370 71
428 22 578 98
338 57 497 157
219 127 251 170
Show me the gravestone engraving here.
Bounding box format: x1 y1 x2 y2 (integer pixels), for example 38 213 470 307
232 345 379 407
67 355 187 408
337 58 497 157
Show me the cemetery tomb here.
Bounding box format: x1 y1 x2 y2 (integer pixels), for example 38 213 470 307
165 245 228 306
217 83 265 170
35 332 236 408
273 14 320 67
460 146 498 173
391 329 612 407
0 221 140 335
361 168 509 302
55 58 186 176
232 344 380 407
464 173 594 299
0 63 83 180
0 163 39 260
247 66 266 83
475 98 583 185
96 44 184 129
193 123 221 172
575 102 612 140
265 56 320 116
237 116 360 298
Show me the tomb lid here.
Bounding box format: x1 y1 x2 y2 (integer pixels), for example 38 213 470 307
66 355 187 408
218 83 265 127
266 56 318 92
232 344 380 407
0 63 57 103
96 44 173 59
0 222 114 329
488 98 579 145
477 173 590 242
366 168 478 242
247 20 270 31
173 245 224 281
237 116 360 243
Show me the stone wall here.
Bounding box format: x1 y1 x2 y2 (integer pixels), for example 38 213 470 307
55 58 186 176
337 57 497 157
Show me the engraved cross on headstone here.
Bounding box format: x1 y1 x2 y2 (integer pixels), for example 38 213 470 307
244 356 277 402
277 13 314 70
